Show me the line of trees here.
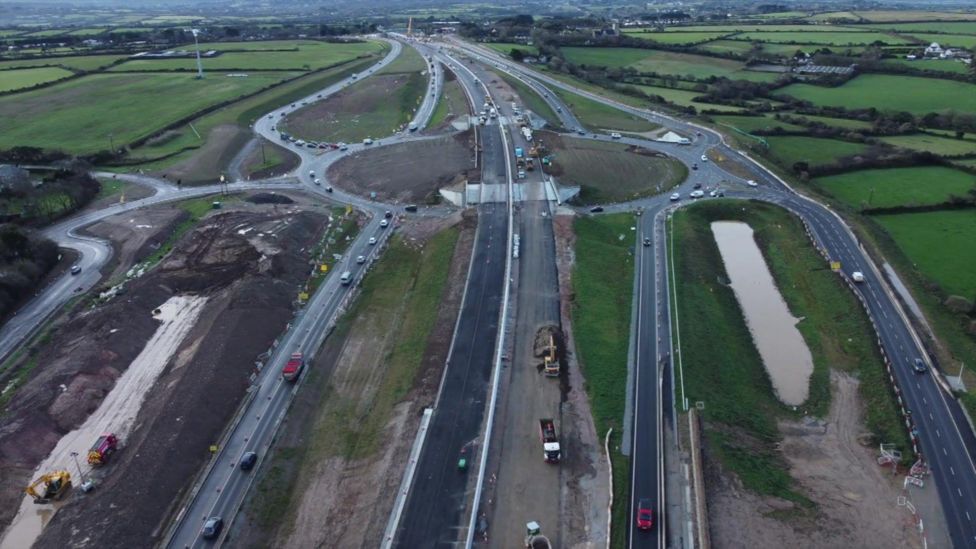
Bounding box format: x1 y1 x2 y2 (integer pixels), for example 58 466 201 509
0 223 60 319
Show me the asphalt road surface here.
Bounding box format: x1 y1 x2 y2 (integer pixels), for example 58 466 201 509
456 39 976 548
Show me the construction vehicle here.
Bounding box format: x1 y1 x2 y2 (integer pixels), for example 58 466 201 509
542 333 558 376
525 521 552 549
88 433 119 466
539 419 561 463
26 471 72 504
525 157 534 171
514 147 524 159
282 352 304 382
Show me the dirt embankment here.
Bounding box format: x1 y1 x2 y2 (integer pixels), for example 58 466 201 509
233 211 476 549
0 198 331 548
327 130 477 204
706 371 922 549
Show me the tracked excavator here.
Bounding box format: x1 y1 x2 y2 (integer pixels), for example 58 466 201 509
26 471 72 504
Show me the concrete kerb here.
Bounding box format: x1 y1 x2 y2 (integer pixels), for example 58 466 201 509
382 407 433 548
622 215 641 457
605 428 614 549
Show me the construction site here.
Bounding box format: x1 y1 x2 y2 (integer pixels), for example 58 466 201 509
0 191 357 548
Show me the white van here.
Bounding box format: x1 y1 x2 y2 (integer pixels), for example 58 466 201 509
340 271 352 285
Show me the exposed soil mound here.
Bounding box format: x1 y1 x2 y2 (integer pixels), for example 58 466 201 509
246 192 295 205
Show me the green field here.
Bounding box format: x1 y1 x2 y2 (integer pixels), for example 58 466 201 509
659 24 865 33
759 42 868 56
634 84 744 112
713 115 805 133
22 29 67 38
280 46 426 143
571 213 636 549
778 74 976 115
561 47 779 82
874 209 976 297
545 134 685 203
672 200 908 499
552 87 659 132
0 71 299 154
815 166 976 209
880 134 976 156
858 21 976 34
881 58 971 75
0 55 127 71
902 33 976 50
623 31 732 44
111 40 382 72
736 30 910 45
66 28 107 36
0 67 73 92
765 135 868 167
126 55 380 178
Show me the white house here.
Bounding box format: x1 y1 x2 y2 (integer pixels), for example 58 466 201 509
925 42 943 56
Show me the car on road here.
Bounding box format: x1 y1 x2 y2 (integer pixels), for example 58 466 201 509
610 132 622 139
693 182 702 189
339 143 348 151
518 170 525 179
267 114 272 119
556 106 562 112
589 206 604 213
643 237 651 247
690 190 705 199
576 128 586 135
363 138 373 145
70 265 81 275
239 451 257 471
325 185 333 193
747 179 758 187
404 204 418 212
369 237 377 245
670 192 680 201
309 170 315 177
313 178 321 185
356 255 365 264
701 154 708 162
636 499 654 530
202 517 223 539
709 189 724 197
691 163 698 170
913 358 927 373
384 210 393 219
380 219 389 228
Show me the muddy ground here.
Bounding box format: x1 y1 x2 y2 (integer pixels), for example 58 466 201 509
706 371 923 549
0 194 334 548
327 130 477 204
234 211 475 549
240 139 301 181
151 124 253 185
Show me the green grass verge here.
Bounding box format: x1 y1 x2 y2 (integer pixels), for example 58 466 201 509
571 213 636 548
552 86 660 132
763 135 869 168
428 72 468 127
670 200 909 502
814 166 976 209
497 72 561 128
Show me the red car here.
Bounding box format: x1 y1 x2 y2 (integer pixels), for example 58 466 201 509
282 352 304 382
636 498 654 530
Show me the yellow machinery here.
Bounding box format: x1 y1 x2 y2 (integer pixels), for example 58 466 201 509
26 471 72 504
543 335 559 377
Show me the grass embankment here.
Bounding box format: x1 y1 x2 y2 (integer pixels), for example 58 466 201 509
497 71 561 128
571 213 636 549
303 208 361 296
279 45 426 144
428 71 469 128
670 200 909 504
814 166 976 210
249 228 458 532
0 66 74 92
552 87 659 133
545 135 686 204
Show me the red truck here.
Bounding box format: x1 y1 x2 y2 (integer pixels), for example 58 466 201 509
282 352 304 382
87 433 118 466
539 419 561 463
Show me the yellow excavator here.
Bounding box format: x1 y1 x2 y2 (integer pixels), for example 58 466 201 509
25 471 72 504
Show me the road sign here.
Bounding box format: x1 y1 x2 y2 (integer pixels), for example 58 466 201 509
299 292 309 302
320 264 328 272
830 261 841 272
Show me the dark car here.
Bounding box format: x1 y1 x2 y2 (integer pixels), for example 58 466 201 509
404 204 418 212
693 182 702 189
589 206 604 213
913 358 927 373
643 237 651 247
384 211 393 219
692 163 698 170
325 186 334 193
201 517 223 539
636 498 654 530
239 451 257 471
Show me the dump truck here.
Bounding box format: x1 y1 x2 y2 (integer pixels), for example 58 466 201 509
26 471 72 504
282 352 304 382
539 419 561 463
88 433 118 466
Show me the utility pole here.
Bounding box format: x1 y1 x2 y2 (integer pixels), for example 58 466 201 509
108 133 115 153
69 451 85 484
